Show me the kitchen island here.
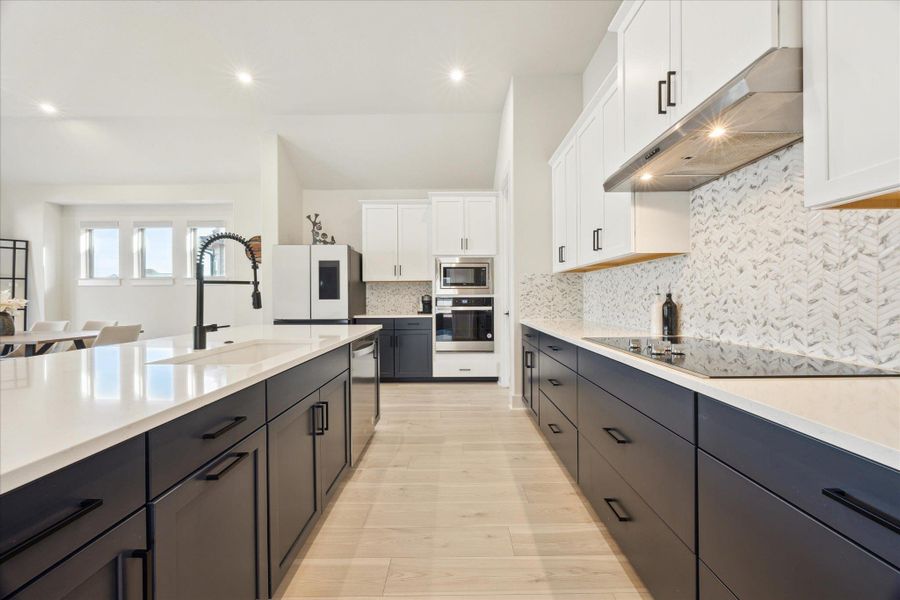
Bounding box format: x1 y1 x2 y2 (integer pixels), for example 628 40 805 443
0 323 380 599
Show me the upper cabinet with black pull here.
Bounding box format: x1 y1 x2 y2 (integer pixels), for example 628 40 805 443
611 0 801 165
430 193 497 256
361 202 431 281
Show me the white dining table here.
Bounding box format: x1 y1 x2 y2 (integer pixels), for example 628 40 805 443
0 330 101 357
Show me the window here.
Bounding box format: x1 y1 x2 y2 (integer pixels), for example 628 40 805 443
188 224 226 278
134 223 173 278
80 224 120 279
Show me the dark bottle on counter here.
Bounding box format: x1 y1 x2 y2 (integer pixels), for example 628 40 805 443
662 292 678 337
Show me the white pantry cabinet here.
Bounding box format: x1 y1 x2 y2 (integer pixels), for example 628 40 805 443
611 0 800 168
550 69 689 273
360 201 431 281
430 193 497 256
803 0 900 209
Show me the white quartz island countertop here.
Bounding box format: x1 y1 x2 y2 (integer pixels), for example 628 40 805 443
521 319 900 471
0 324 380 494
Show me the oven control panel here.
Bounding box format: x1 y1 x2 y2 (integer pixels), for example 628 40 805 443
435 296 493 308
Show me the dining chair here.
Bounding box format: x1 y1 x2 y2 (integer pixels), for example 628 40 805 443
4 320 71 357
93 325 142 347
71 320 118 350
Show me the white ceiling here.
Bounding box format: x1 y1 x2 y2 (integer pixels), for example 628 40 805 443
0 0 619 187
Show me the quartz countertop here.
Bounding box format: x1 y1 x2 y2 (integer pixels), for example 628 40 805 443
521 318 900 470
0 324 380 494
354 314 433 319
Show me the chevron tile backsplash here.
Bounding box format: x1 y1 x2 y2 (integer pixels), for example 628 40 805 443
583 144 900 370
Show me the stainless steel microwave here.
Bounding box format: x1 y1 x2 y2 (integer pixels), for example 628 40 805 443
435 257 493 296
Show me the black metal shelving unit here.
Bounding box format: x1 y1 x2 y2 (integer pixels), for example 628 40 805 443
0 238 29 329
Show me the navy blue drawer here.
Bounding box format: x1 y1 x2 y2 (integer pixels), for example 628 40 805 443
148 383 265 499
355 317 394 330
267 346 349 419
539 334 577 372
521 325 540 348
579 437 695 600
539 392 577 480
699 395 900 569
578 348 694 442
699 450 900 599
394 318 432 331
578 375 695 550
539 353 577 426
0 436 146 598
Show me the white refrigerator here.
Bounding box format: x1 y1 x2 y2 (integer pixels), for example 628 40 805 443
272 245 366 323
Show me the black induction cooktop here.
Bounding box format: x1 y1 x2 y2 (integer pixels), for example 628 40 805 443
583 336 900 379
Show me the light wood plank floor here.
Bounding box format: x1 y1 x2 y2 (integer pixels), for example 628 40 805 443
278 382 650 599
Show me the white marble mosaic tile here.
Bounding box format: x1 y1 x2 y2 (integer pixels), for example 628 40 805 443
365 281 432 315
582 144 900 370
519 273 583 320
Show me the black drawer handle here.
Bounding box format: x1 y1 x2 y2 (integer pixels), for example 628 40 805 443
322 401 330 432
548 423 562 434
547 378 562 387
0 498 104 563
546 345 561 351
201 416 247 439
313 403 326 435
604 497 632 522
524 350 534 369
603 427 631 444
822 488 900 534
204 452 249 481
130 549 153 599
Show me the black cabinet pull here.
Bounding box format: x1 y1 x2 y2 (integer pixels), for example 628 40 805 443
0 498 103 563
603 427 631 444
546 345 561 351
604 497 632 522
666 70 676 106
657 80 667 114
547 378 562 387
399 264 402 276
592 229 598 251
129 549 153 600
548 423 562 434
822 488 900 534
322 401 330 432
524 350 534 369
201 416 247 440
597 228 603 251
461 238 465 250
204 452 249 481
312 403 326 435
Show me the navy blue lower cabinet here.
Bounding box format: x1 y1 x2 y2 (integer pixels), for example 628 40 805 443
377 330 395 379
9 509 148 600
698 450 900 600
699 560 738 600
521 340 538 419
394 330 432 379
151 427 268 600
319 371 350 503
578 435 695 600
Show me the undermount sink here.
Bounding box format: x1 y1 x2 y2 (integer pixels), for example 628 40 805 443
151 340 313 366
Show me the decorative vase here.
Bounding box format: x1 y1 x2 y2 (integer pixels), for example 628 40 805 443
0 311 14 336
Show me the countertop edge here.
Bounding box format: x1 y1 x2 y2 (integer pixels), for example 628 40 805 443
0 326 381 495
520 318 900 471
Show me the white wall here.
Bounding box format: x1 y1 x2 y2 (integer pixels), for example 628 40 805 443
582 31 617 107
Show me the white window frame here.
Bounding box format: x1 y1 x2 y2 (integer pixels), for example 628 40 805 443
187 221 227 280
133 221 174 282
79 221 121 285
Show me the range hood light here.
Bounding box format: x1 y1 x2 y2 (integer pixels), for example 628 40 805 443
708 126 727 139
640 173 653 181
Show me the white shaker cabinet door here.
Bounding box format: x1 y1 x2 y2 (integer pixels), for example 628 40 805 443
620 0 673 158
361 204 398 281
463 196 497 256
432 197 466 255
397 204 431 280
601 82 634 260
576 110 605 267
563 145 579 268
551 157 567 272
803 0 900 208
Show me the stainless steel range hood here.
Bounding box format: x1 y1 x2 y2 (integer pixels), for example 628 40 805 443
604 47 803 193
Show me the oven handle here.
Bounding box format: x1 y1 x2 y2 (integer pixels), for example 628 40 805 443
435 307 494 312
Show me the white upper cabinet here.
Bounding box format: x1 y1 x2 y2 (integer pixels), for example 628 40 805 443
612 0 800 168
551 158 568 272
803 0 900 209
361 201 431 281
430 193 497 256
599 82 634 260
576 111 604 266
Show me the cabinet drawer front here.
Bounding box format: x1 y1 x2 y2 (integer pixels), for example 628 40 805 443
539 353 577 426
11 509 148 600
152 427 268 600
521 325 540 348
267 346 350 419
699 451 900 600
538 392 577 480
699 395 900 568
578 376 695 550
699 561 737 600
579 437 695 600
148 383 265 499
355 317 394 329
539 334 577 371
0 436 145 598
394 318 431 330
578 348 694 441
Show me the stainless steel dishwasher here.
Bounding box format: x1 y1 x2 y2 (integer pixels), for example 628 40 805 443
349 334 379 465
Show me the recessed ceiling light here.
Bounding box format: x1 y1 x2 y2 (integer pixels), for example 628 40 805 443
449 68 465 83
38 102 58 115
236 71 254 85
640 173 653 181
708 126 726 138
